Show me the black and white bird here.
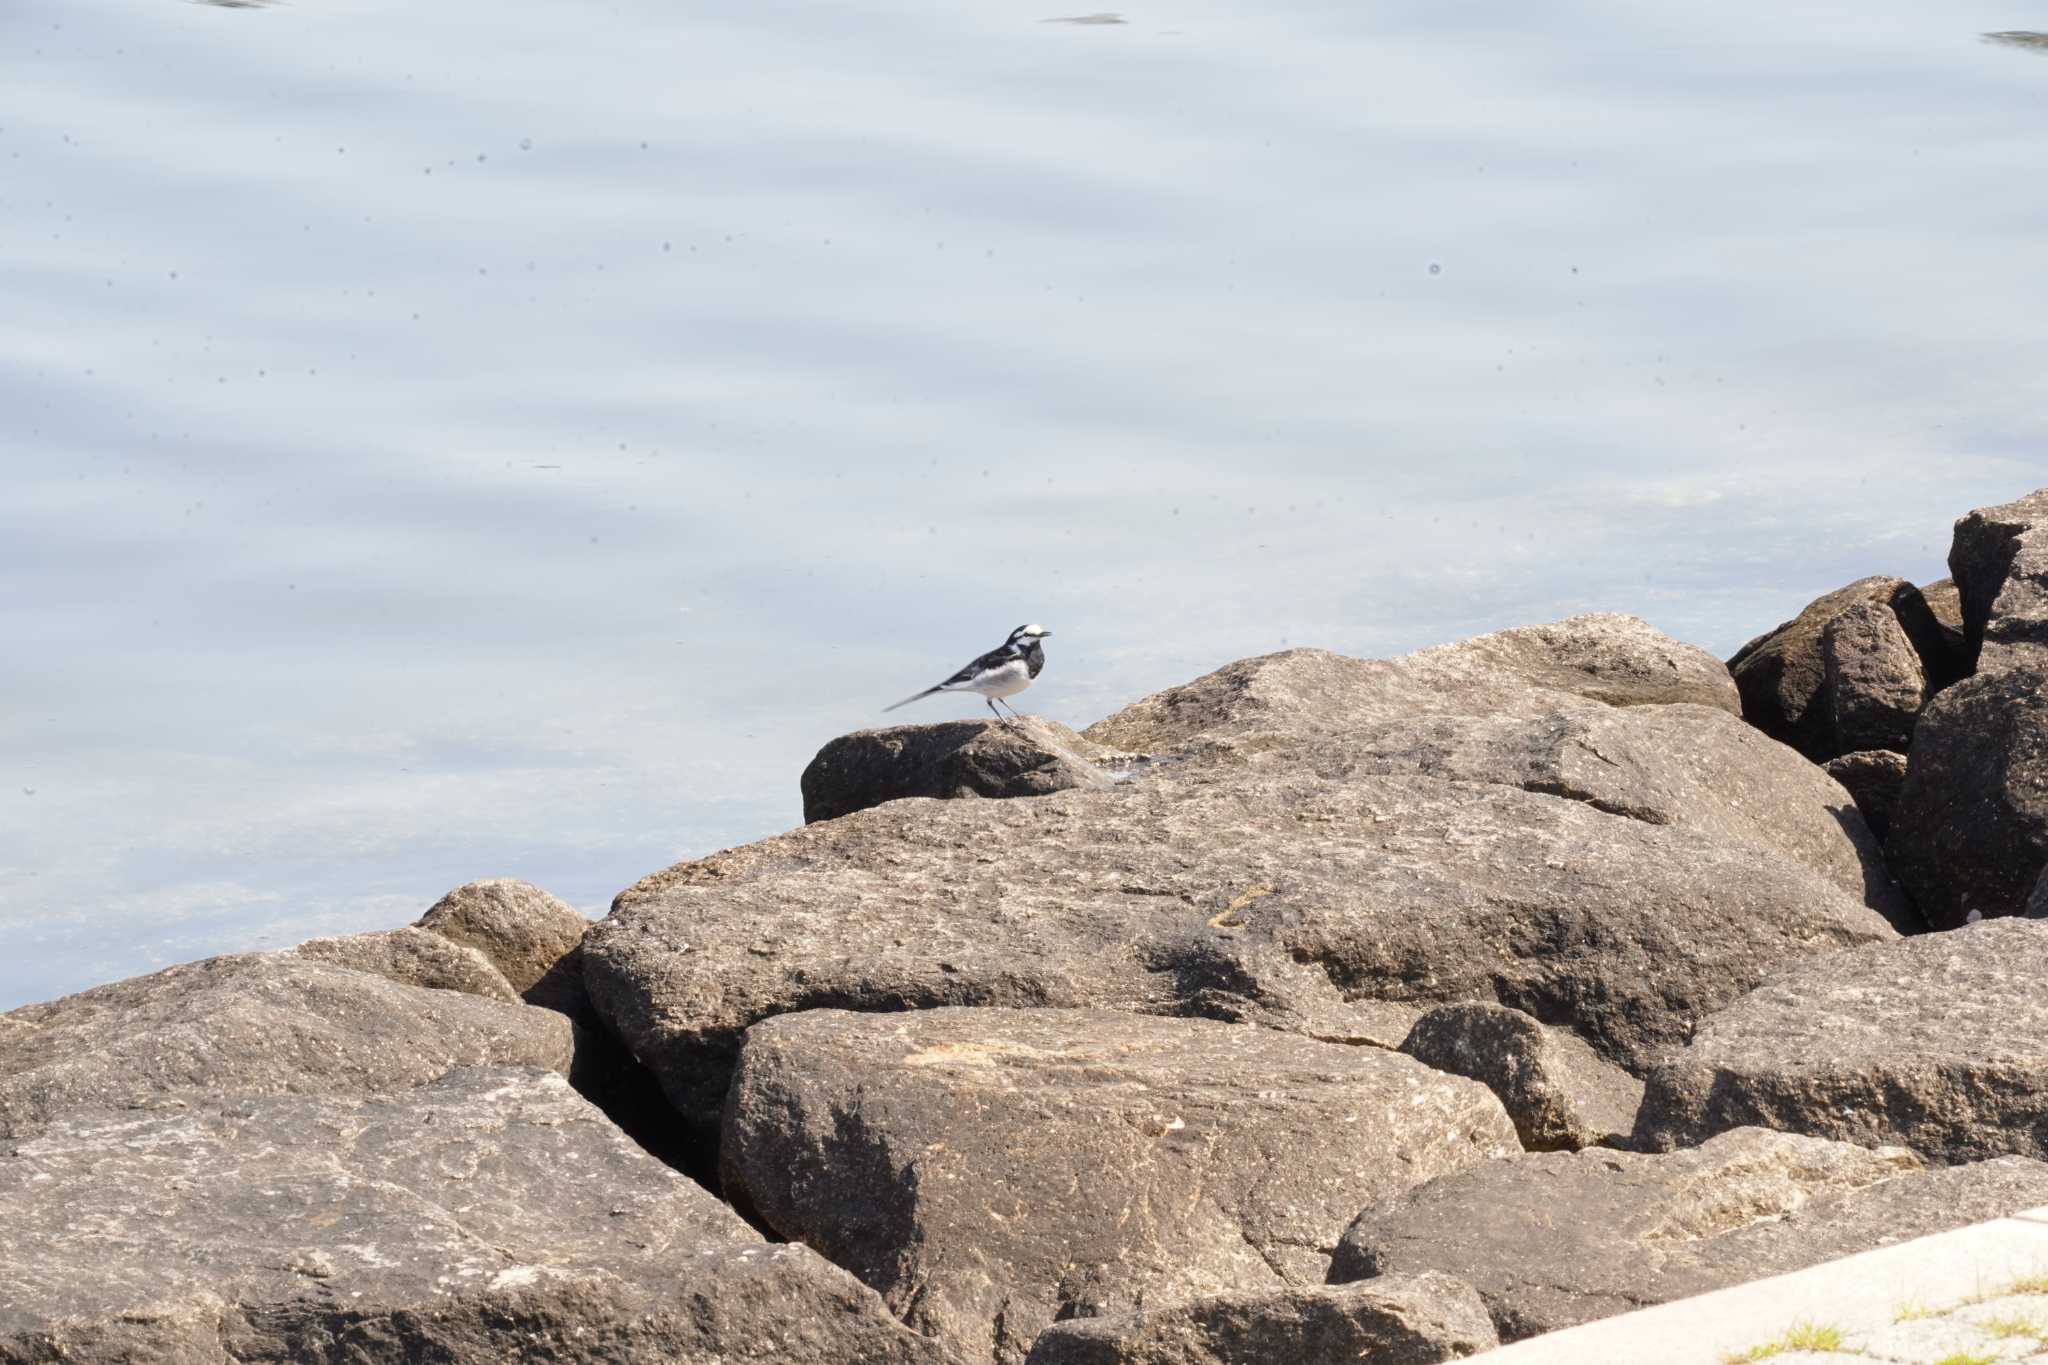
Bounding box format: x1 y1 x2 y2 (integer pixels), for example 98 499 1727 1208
885 623 1053 721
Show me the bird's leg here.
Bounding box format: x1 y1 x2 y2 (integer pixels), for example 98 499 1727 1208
998 697 1025 721
987 696 1010 725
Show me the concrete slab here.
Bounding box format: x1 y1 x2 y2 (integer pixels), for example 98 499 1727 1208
1466 1206 2048 1364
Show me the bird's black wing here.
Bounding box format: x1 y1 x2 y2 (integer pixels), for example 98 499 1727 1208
940 642 1021 686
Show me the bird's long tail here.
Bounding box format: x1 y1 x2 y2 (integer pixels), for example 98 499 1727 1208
883 686 943 713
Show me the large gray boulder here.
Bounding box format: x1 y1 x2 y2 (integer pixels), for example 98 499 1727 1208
1636 920 2048 1163
1726 577 1949 761
0 953 575 1138
1021 1275 1498 1365
1306 703 1907 926
415 877 592 1015
721 1007 1517 1365
1084 614 1733 757
291 925 520 1001
1331 1127 2048 1343
585 771 1895 1131
1399 1003 1643 1152
802 716 1119 824
1083 625 1905 925
0 1068 953 1365
1949 487 2048 671
1887 663 2048 927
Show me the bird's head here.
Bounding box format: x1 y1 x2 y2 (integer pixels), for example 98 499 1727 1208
1010 623 1052 644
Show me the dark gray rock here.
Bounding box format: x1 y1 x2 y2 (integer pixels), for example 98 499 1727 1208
1949 487 2048 671
1332 1127 2048 1343
1920 577 1970 687
801 716 1118 824
292 926 520 1001
0 953 575 1139
1021 1274 1498 1365
1887 664 2048 927
1727 577 1950 762
1636 920 2048 1163
585 771 1896 1131
1985 534 2048 673
721 1006 1518 1365
416 877 592 1017
0 1068 953 1365
1399 1003 1644 1152
2030 866 2048 918
1822 749 1909 843
1819 598 1927 753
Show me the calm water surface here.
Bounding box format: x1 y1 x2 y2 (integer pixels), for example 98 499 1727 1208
5 0 2047 1007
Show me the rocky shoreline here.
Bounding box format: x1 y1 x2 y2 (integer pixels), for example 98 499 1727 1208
5 487 2047 1364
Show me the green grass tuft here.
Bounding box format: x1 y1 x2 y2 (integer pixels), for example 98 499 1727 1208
1976 1312 2048 1341
1723 1320 1851 1363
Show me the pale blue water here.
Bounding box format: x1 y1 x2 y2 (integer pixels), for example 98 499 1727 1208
5 0 2045 1007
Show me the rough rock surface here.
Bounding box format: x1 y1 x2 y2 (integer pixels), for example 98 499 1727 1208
2031 866 2048 918
1822 749 1909 843
1950 487 2048 671
1020 1274 1498 1365
292 926 520 1002
1331 1127 2048 1343
1083 614 1732 757
0 1068 952 1365
585 771 1895 1130
802 716 1119 824
416 877 592 1016
0 953 574 1139
1636 920 2048 1162
1819 598 1928 753
1307 703 1907 926
1887 664 2048 927
1399 1003 1644 1152
1727 577 1949 761
721 1006 1517 1365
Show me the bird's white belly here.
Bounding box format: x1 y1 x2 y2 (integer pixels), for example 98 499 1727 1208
954 659 1031 698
